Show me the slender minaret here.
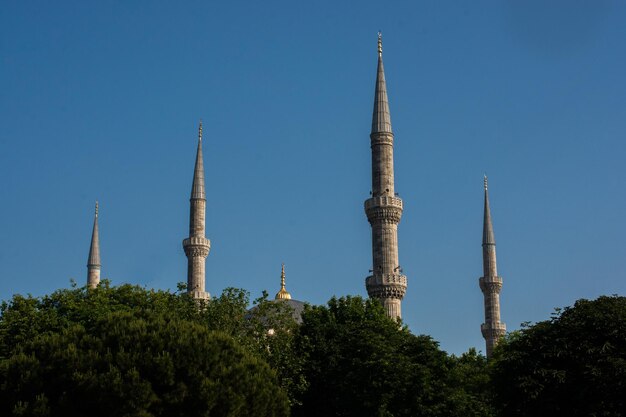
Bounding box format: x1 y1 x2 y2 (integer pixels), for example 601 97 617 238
479 176 506 357
364 33 407 319
87 201 101 288
182 122 211 300
275 263 292 300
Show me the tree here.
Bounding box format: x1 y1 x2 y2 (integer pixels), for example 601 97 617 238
447 348 495 417
0 311 289 417
202 288 306 406
0 280 200 360
244 291 306 408
0 282 302 412
0 284 502 416
490 295 626 417
292 296 493 417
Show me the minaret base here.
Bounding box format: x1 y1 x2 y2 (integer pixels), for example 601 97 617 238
382 298 402 320
87 267 100 289
189 290 210 301
481 322 506 357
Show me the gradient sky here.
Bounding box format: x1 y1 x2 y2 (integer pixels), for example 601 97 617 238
1 0 625 355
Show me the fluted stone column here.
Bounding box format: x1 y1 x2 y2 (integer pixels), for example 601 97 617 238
479 176 506 357
365 34 407 320
183 122 211 300
87 201 101 289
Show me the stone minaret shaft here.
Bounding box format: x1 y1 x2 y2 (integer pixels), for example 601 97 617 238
182 122 211 300
87 201 101 289
479 176 506 357
364 34 407 319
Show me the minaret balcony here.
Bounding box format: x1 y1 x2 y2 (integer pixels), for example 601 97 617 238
365 196 403 224
365 196 403 210
479 276 503 293
366 273 407 287
366 274 407 300
182 236 211 249
481 322 507 337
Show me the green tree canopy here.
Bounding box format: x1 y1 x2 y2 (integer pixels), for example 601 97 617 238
0 281 199 359
292 296 493 417
490 295 626 417
0 283 294 416
0 311 288 417
1 283 502 416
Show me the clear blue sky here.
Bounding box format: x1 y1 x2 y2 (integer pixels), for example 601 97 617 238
1 0 625 355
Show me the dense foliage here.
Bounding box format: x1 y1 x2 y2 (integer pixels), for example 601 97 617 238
2 282 624 416
490 295 626 416
0 312 288 417
0 282 293 416
292 296 493 417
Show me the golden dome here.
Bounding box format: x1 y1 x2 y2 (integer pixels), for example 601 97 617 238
274 263 292 300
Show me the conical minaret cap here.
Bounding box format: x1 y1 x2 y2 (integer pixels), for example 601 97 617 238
275 263 292 300
190 121 206 200
87 201 101 266
483 176 496 245
371 32 393 135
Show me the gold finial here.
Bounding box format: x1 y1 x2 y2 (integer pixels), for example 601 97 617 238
281 263 286 288
484 175 488 191
275 263 291 300
95 201 99 217
198 120 203 142
378 31 382 57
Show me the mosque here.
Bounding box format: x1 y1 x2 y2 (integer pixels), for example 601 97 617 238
84 34 506 358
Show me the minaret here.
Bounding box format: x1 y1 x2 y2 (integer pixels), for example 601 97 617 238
364 33 407 319
275 263 292 300
182 122 211 300
87 201 101 289
479 176 506 357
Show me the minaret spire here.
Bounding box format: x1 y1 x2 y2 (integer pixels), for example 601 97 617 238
372 32 392 135
365 34 407 319
483 175 495 246
275 263 292 300
191 121 206 200
479 176 506 357
87 201 101 288
183 121 211 300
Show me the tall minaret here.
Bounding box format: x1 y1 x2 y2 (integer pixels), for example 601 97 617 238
182 122 211 300
364 33 407 319
87 201 101 289
479 176 506 357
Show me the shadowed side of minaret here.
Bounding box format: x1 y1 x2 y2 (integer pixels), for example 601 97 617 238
182 122 211 300
479 176 506 357
364 33 407 320
87 201 101 288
